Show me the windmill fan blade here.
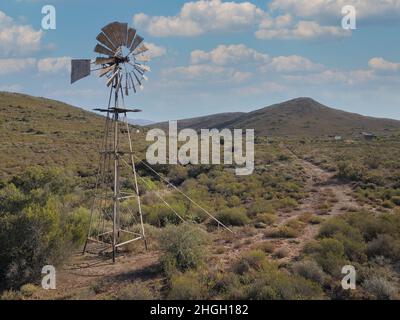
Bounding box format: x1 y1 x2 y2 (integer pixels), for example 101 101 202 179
133 44 148 55
95 57 116 65
107 70 119 87
132 70 142 86
94 44 115 56
104 22 128 48
118 23 128 47
130 35 144 53
96 32 117 52
129 73 137 93
125 73 129 96
126 28 137 49
99 65 115 77
101 22 121 49
71 59 91 84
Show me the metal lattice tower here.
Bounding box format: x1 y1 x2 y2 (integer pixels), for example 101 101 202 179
70 22 150 262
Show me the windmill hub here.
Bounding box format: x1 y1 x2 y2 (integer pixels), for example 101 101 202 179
115 56 130 64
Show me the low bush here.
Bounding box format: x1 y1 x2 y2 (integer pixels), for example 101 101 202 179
304 238 348 276
232 250 266 275
363 276 398 300
265 225 300 238
158 223 209 275
256 241 275 253
366 234 400 261
118 282 156 300
255 213 276 225
292 260 326 284
168 271 209 300
215 208 250 226
273 247 289 259
227 251 324 300
19 284 38 298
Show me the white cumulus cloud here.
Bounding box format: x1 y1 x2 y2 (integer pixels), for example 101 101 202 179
0 11 43 57
144 42 167 58
256 20 350 40
0 57 72 75
0 58 36 74
37 57 71 74
133 0 267 37
368 57 400 72
191 44 269 65
268 55 324 72
269 0 400 22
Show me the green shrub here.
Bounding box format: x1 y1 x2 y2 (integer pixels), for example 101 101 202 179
309 216 324 225
228 253 324 300
256 241 275 253
0 290 21 300
0 168 87 289
318 217 367 263
391 196 400 206
265 225 299 238
168 271 209 300
0 183 26 213
158 223 209 274
366 234 400 261
337 161 366 182
304 239 348 276
118 282 156 300
292 260 326 284
145 203 186 227
215 208 250 226
273 247 289 259
363 276 397 300
255 213 276 225
19 284 38 298
232 250 266 275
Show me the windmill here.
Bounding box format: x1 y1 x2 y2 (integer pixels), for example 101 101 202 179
71 22 150 262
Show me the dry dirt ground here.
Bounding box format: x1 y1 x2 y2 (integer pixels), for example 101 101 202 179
34 155 370 299
36 250 162 300
214 152 373 265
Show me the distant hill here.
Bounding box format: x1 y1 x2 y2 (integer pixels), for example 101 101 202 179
152 112 245 131
151 98 400 137
0 92 146 179
127 118 155 126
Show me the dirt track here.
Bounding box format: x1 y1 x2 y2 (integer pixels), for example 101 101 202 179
215 152 364 264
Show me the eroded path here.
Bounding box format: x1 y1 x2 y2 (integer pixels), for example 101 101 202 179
215 151 364 265
270 156 361 260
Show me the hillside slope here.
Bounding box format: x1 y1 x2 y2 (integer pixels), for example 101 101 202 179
151 112 245 131
151 98 400 137
0 92 146 179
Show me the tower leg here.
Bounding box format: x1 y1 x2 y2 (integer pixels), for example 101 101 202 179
125 120 147 251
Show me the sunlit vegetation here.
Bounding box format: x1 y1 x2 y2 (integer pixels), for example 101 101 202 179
0 167 89 289
1 93 400 300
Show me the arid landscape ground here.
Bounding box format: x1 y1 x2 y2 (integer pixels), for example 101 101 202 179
1 92 400 300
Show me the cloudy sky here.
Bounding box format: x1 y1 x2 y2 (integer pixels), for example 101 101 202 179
1 0 400 121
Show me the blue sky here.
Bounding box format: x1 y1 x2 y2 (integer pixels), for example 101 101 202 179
1 0 400 121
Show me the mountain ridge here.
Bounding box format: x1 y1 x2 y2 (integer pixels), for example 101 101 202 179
149 97 400 137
